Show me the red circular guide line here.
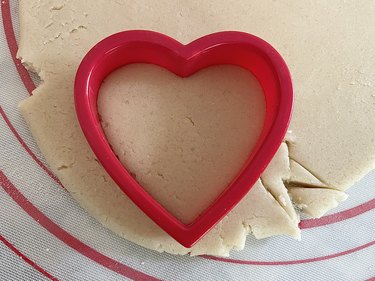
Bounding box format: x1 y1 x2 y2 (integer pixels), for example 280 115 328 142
1 0 63 188
299 198 375 229
1 171 374 268
2 106 375 266
1 0 35 95
0 234 58 281
0 170 161 281
2 0 375 267
203 240 375 265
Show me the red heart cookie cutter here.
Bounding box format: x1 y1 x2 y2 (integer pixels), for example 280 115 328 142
74 30 293 248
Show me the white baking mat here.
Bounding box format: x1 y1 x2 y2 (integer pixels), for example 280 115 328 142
1 1 375 280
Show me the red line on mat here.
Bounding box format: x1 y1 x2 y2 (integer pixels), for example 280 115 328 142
203 240 375 265
0 170 161 281
1 0 36 95
0 107 63 188
1 167 375 269
0 234 59 281
3 0 375 268
299 198 375 229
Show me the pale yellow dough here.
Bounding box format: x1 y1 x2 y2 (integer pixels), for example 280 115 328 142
18 0 375 256
289 188 348 218
98 64 266 224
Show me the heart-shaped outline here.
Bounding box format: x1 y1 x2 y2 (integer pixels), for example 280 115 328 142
74 30 293 248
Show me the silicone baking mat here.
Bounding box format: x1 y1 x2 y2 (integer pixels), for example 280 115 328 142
1 1 374 280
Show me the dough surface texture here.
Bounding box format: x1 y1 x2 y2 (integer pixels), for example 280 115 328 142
98 64 266 224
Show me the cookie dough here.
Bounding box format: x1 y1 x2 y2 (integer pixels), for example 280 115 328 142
98 64 266 224
289 188 348 218
17 0 375 255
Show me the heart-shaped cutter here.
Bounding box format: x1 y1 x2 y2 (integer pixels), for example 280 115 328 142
74 30 293 248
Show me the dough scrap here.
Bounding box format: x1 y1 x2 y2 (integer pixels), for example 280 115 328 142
17 0 375 255
289 188 348 218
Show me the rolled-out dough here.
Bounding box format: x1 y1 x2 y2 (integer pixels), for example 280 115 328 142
98 64 266 224
17 0 375 256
